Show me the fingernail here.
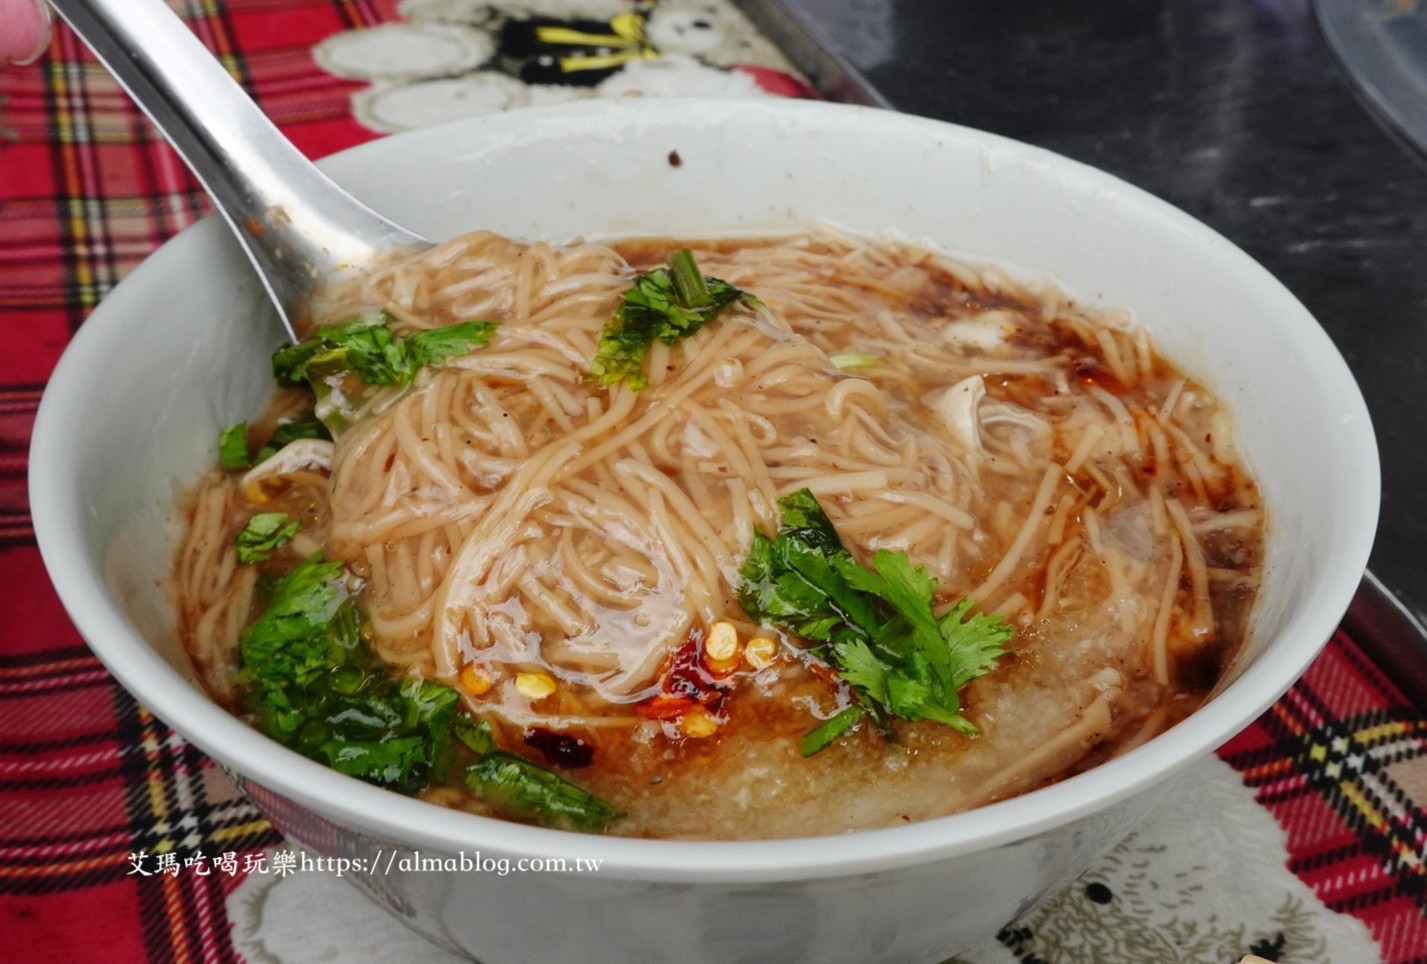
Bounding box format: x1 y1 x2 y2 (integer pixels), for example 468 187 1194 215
4 0 52 67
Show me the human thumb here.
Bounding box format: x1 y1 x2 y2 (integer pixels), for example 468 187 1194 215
0 0 51 67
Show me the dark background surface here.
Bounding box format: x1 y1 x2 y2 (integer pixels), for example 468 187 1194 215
786 0 1427 625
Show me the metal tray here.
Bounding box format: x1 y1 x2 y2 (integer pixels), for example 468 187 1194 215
1344 570 1427 709
731 0 889 107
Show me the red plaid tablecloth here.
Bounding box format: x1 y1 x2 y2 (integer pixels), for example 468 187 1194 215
2 3 1425 961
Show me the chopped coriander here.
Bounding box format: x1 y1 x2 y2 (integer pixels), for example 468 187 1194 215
233 512 300 564
454 714 497 756
590 248 760 390
466 752 620 831
737 489 1013 753
238 555 358 742
254 419 331 465
219 422 252 470
668 245 714 306
799 705 862 757
237 555 450 792
273 313 498 388
272 313 498 431
224 419 332 472
236 555 618 824
403 323 501 372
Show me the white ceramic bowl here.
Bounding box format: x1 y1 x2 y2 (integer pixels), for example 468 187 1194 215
30 99 1378 963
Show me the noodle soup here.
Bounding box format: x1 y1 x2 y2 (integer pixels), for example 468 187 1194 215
175 227 1262 839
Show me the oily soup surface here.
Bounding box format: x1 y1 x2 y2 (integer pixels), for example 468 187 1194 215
175 228 1262 839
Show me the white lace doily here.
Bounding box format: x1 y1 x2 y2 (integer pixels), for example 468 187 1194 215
227 756 1379 963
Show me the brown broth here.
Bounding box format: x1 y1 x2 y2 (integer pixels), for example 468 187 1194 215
176 230 1264 839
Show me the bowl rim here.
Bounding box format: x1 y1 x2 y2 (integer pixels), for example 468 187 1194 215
29 97 1380 883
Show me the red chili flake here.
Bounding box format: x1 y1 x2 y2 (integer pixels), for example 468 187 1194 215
522 727 595 769
637 694 694 720
636 628 733 720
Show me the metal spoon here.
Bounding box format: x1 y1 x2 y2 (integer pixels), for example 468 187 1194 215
47 0 429 341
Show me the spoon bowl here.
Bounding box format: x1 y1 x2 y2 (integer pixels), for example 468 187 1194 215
48 0 428 339
29 97 1379 963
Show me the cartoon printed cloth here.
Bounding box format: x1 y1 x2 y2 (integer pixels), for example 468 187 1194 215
311 0 814 133
1 2 1425 962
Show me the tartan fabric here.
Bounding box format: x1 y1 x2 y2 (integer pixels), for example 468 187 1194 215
1221 630 1427 960
0 562 280 961
1 2 1426 962
1 4 376 960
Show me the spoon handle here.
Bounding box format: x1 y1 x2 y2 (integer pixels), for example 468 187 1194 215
47 0 426 337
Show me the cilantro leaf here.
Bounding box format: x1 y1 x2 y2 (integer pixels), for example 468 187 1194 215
239 555 352 679
737 489 1013 753
238 555 357 740
274 313 498 387
268 419 330 447
465 752 620 831
273 313 498 431
736 489 881 647
829 636 893 705
591 248 759 390
238 556 453 792
834 551 948 678
940 598 1015 691
453 714 497 756
252 419 331 465
219 422 252 470
236 555 618 821
799 705 863 757
233 512 300 564
325 735 427 786
403 324 498 370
